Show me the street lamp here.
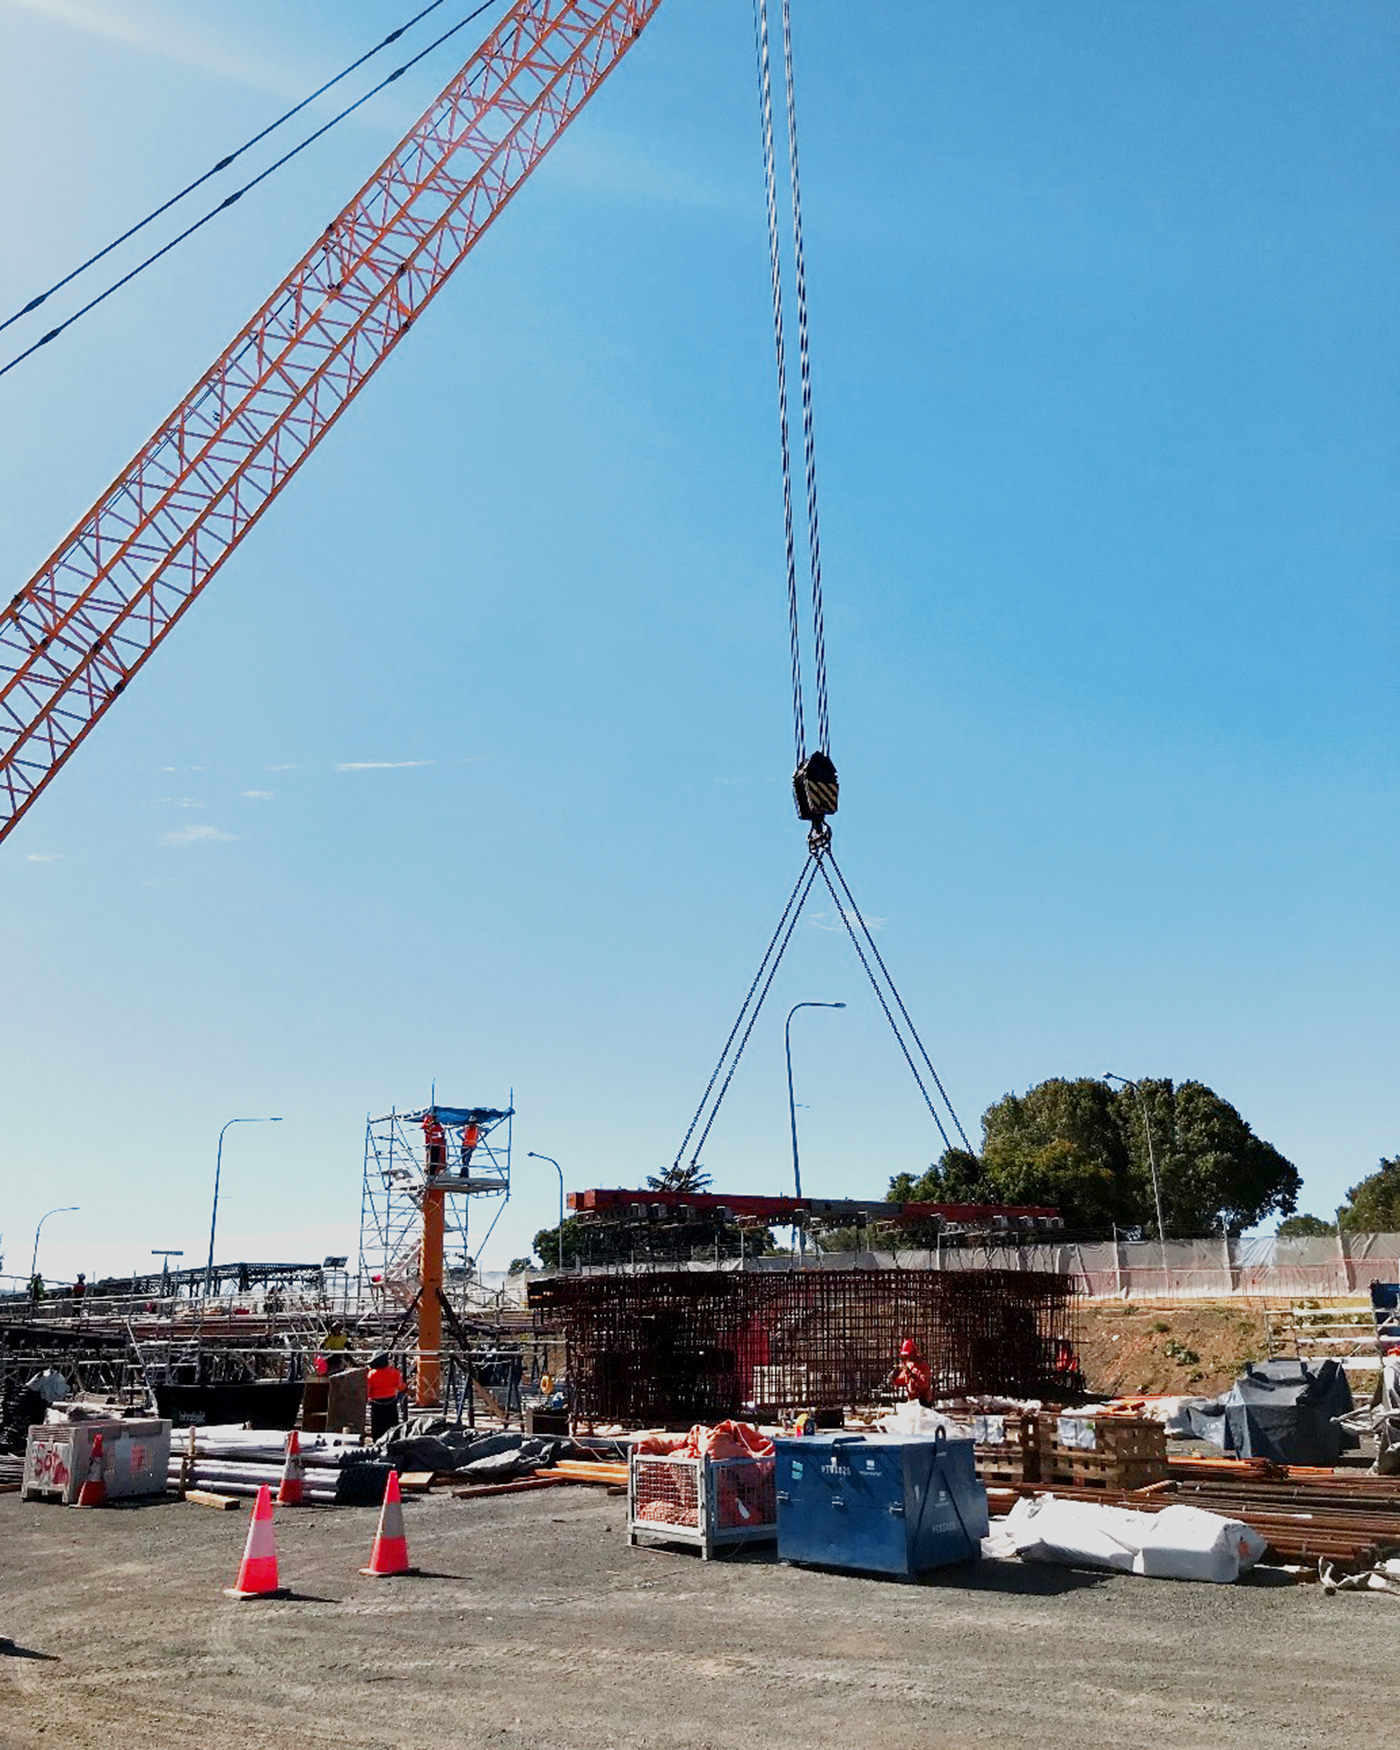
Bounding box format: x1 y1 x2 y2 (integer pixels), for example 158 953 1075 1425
30 1206 78 1290
527 1153 565 1274
1105 1072 1169 1290
786 1001 845 1262
152 1249 184 1297
206 1118 282 1295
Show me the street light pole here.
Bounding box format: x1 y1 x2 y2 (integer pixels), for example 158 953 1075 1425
786 1001 845 1263
206 1117 282 1295
527 1153 565 1273
1105 1072 1169 1292
30 1206 78 1288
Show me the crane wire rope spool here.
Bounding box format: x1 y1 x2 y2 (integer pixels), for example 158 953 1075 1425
673 0 971 1173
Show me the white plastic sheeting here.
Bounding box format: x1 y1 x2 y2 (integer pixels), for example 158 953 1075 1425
768 1233 1400 1301
995 1493 1268 1583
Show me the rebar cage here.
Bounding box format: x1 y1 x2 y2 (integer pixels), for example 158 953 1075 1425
530 1266 1079 1426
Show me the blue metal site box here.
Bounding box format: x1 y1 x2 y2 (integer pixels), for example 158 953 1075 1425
774 1431 988 1578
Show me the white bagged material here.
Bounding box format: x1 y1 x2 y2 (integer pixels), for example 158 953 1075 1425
877 1400 969 1439
999 1493 1265 1583
1132 1504 1268 1583
1001 1494 1143 1572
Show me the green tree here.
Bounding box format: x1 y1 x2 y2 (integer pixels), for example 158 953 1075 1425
888 1076 1300 1237
507 1256 535 1275
646 1162 713 1193
1339 1157 1400 1232
1276 1214 1336 1238
533 1216 588 1270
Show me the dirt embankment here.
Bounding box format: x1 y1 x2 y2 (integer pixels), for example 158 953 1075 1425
1078 1301 1272 1398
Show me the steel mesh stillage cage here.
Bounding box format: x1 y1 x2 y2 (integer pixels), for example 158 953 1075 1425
628 1450 778 1558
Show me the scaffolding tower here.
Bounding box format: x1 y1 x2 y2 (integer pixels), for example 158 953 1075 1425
358 1100 513 1320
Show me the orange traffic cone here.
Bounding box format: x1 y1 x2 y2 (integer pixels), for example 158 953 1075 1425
224 1484 288 1599
76 1432 106 1508
277 1430 304 1506
359 1470 414 1577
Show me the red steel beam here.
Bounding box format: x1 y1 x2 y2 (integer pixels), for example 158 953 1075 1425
568 1188 1061 1224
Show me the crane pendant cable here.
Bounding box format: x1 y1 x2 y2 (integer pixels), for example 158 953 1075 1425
672 0 971 1171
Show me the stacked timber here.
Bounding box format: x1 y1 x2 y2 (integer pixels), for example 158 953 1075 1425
166 1425 391 1505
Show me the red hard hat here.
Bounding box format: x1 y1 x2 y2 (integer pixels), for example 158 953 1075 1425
900 1338 918 1358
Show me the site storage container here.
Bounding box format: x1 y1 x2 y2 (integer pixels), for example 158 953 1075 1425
627 1448 777 1559
22 1417 171 1504
774 1430 987 1578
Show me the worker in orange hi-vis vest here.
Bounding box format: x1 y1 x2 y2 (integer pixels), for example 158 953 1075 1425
892 1337 933 1406
422 1113 446 1175
366 1353 408 1441
459 1121 480 1174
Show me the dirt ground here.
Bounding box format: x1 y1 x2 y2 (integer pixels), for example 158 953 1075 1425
3 1482 1396 1750
1078 1301 1275 1397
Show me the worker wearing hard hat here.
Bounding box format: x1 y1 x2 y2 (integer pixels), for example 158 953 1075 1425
367 1353 408 1441
892 1337 933 1406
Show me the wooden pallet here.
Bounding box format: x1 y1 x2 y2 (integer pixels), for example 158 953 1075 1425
972 1411 1040 1486
1036 1412 1167 1491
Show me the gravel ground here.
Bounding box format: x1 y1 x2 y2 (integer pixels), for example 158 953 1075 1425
2 1485 1393 1750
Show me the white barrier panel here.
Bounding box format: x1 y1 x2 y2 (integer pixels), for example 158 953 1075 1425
782 1234 1400 1300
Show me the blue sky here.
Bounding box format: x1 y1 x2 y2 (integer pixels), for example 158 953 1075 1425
1 0 1395 1285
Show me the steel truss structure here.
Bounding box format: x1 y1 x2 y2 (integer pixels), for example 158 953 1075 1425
0 0 665 841
359 1102 513 1311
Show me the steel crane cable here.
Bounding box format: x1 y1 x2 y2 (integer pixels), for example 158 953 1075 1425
672 853 819 1171
818 849 974 1155
0 0 456 340
675 2 969 1168
753 0 806 771
0 0 498 382
777 0 830 756
684 856 822 1168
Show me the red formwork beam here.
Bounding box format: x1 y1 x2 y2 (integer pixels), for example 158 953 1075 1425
568 1188 1062 1227
0 0 665 843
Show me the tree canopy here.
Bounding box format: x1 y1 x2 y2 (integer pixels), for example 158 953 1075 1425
1276 1213 1337 1238
889 1076 1300 1237
1339 1156 1400 1233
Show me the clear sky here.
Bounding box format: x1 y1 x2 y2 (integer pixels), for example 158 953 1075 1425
1 0 1395 1286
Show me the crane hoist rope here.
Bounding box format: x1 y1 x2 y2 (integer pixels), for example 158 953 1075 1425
753 0 834 850
672 0 972 1172
0 0 666 844
0 0 499 383
0 0 458 347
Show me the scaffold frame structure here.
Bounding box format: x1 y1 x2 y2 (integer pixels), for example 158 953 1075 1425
358 1098 513 1315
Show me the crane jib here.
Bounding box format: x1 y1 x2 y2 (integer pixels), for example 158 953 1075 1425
0 0 665 845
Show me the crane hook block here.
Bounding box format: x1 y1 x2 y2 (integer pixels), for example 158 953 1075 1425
793 751 839 824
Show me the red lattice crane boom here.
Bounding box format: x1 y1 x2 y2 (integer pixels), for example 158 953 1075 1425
0 0 664 843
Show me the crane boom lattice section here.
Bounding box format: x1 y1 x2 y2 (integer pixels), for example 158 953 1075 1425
0 0 664 841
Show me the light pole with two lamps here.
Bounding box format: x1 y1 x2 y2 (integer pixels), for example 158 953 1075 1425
206 1117 282 1295
786 1001 845 1261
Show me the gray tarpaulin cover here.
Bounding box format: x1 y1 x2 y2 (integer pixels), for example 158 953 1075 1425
1218 1357 1355 1465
